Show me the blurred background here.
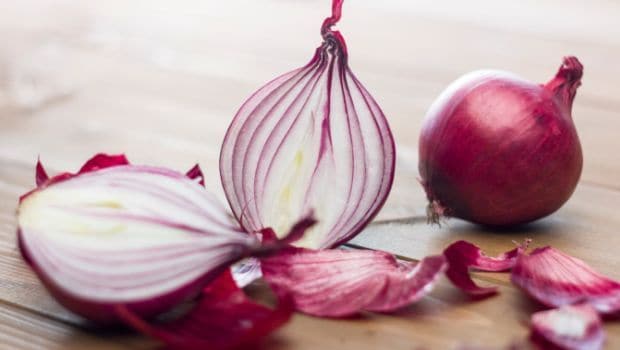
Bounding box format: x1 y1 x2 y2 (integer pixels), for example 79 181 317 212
1 0 618 207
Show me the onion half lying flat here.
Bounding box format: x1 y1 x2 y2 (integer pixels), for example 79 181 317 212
220 0 395 249
18 154 265 323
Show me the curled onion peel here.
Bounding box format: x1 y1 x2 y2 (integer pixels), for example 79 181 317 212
220 0 395 249
511 246 620 315
419 57 583 226
117 269 293 350
261 246 446 317
443 240 530 297
17 154 301 323
530 303 605 350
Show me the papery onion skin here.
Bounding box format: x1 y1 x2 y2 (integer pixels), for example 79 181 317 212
117 269 294 350
443 240 529 297
530 303 605 350
17 155 261 324
261 246 446 317
419 57 583 226
219 0 395 249
511 246 620 315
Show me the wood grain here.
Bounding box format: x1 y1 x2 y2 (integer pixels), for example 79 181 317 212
0 0 619 348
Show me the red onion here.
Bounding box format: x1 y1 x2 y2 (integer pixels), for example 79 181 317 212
419 57 583 226
530 303 605 350
220 0 395 248
17 154 300 324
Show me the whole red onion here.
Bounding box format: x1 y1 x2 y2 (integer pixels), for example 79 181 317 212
419 57 583 226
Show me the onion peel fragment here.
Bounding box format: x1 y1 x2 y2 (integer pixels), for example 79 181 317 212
116 269 293 350
443 240 530 297
261 247 446 317
26 153 130 201
185 164 206 187
511 246 620 314
530 303 605 350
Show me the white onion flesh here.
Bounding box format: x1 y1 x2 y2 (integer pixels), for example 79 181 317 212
220 35 395 249
18 165 257 304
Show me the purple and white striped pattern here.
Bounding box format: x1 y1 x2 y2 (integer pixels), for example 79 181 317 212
18 165 257 320
220 35 395 249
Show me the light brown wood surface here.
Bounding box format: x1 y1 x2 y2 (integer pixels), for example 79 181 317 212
1 0 619 348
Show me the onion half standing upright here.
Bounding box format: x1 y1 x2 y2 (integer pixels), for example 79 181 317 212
419 57 584 226
220 0 395 249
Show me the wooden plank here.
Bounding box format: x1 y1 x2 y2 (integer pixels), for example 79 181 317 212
0 301 153 350
1 139 620 348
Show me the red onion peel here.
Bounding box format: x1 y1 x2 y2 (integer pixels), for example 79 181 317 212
219 0 395 249
261 246 446 317
117 269 294 350
511 246 620 315
419 57 583 226
443 239 530 297
530 303 605 350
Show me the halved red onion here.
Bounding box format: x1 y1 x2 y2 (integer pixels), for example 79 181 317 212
443 240 529 297
17 154 284 323
511 247 620 314
117 269 293 350
261 246 446 317
530 303 605 350
219 0 395 249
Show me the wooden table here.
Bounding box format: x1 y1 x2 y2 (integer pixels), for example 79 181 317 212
1 0 619 348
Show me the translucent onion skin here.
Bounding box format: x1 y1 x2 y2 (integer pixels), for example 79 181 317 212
17 155 260 324
220 0 395 249
442 239 529 297
530 303 605 350
511 246 620 315
261 246 446 317
419 57 583 226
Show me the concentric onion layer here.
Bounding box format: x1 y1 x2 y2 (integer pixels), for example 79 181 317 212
18 163 257 320
220 40 395 249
